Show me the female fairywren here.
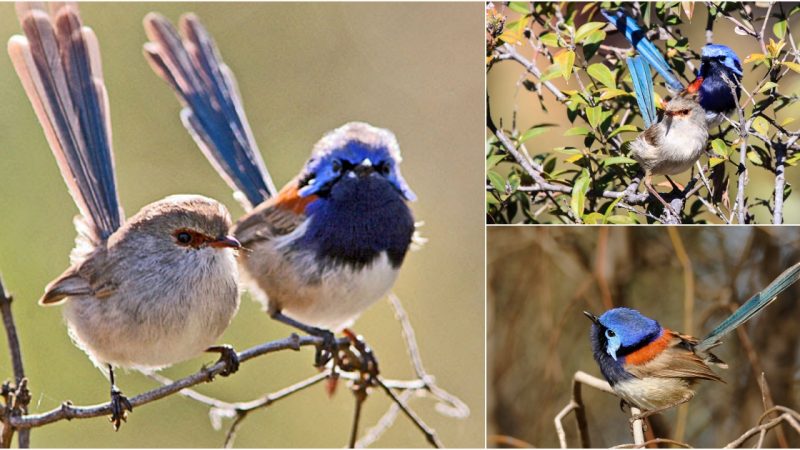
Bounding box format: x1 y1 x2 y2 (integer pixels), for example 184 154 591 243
9 3 242 428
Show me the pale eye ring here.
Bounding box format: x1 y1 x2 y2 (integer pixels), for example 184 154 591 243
605 329 616 339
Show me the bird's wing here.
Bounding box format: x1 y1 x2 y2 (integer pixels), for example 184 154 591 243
143 13 275 211
625 331 723 382
232 178 316 245
41 249 116 305
601 9 684 91
9 4 123 245
697 262 800 353
626 56 657 128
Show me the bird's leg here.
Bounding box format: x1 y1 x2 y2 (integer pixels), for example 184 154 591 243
205 345 240 377
629 392 695 423
107 364 133 431
644 175 681 218
271 310 338 367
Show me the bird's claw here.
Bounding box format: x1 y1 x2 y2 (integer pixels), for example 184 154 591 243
206 345 240 377
109 388 132 431
314 329 337 367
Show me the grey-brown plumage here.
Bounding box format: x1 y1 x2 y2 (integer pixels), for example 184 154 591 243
9 3 242 428
629 93 708 214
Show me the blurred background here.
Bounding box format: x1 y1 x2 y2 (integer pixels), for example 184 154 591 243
488 226 800 447
487 2 800 223
0 3 484 447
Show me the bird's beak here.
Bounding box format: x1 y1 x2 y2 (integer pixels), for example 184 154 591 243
209 235 242 249
583 311 599 324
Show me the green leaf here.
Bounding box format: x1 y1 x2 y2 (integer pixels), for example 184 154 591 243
609 124 639 138
774 19 787 39
587 63 616 89
603 195 624 222
586 105 603 128
606 215 637 224
575 22 606 43
519 124 555 142
539 32 560 47
709 157 726 168
571 169 591 218
487 170 505 193
747 150 763 165
599 88 630 101
752 116 769 136
486 154 505 170
486 191 500 206
540 64 563 82
759 81 779 93
782 61 800 74
564 126 591 136
555 50 576 80
600 156 637 166
508 1 531 14
582 29 606 46
582 212 605 224
711 138 731 157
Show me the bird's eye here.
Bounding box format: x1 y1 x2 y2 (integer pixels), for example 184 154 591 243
377 162 391 176
176 232 192 244
605 329 616 338
332 159 342 173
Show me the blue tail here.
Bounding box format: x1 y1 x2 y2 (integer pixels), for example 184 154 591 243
143 13 276 211
9 5 123 244
601 9 684 92
626 56 657 128
696 263 800 352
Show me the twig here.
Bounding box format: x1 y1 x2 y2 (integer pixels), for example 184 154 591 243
376 377 443 448
8 333 333 429
355 390 413 448
0 275 29 448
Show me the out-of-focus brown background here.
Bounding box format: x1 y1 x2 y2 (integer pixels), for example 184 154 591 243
488 226 800 447
0 3 484 447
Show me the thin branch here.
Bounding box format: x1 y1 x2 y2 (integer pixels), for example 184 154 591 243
376 377 443 448
0 275 29 448
8 333 335 429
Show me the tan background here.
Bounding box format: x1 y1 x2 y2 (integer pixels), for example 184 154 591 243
0 2 484 447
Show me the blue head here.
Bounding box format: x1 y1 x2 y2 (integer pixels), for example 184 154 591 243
297 122 416 202
697 44 742 115
584 308 663 384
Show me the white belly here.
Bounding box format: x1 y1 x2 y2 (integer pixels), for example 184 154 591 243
613 377 695 411
63 250 240 371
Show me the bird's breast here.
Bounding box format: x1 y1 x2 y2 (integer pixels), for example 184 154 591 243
613 377 694 411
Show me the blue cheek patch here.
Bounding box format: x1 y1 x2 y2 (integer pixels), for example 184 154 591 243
606 334 621 361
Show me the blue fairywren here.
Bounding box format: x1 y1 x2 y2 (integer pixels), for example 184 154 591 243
584 262 800 420
8 4 242 428
626 56 708 214
602 9 743 126
142 14 416 361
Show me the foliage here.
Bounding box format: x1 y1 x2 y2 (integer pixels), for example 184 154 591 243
486 1 800 224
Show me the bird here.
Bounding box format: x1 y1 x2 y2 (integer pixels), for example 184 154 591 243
584 262 800 421
602 8 743 127
626 56 709 215
8 3 242 428
141 13 417 364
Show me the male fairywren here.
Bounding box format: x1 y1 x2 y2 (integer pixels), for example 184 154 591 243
141 13 417 363
603 9 743 127
585 262 800 420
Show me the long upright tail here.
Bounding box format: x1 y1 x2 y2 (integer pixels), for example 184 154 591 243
143 13 275 211
626 56 657 128
696 262 800 353
8 3 123 246
601 9 684 92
